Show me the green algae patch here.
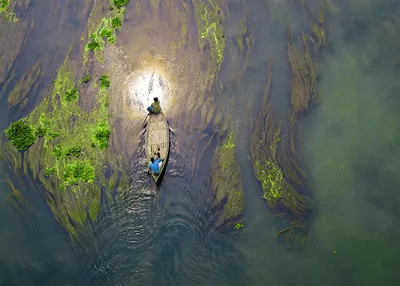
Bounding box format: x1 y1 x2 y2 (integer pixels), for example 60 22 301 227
194 0 226 85
86 38 101 51
99 75 110 88
211 131 244 226
249 1 335 243
0 0 9 11
2 49 114 239
84 0 129 64
2 0 133 240
81 75 91 83
112 0 129 9
250 61 309 244
194 0 225 63
111 16 121 29
64 146 82 157
93 121 111 150
5 120 37 151
0 0 17 22
63 161 95 186
251 114 303 212
64 87 79 102
44 167 55 176
256 159 283 201
99 26 113 38
235 223 244 230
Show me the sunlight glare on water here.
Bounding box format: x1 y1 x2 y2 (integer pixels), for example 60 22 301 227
127 67 172 114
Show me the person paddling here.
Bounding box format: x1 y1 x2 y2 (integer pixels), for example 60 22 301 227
147 97 161 114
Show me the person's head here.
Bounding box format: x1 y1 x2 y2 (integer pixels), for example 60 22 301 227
150 157 154 163
154 97 158 102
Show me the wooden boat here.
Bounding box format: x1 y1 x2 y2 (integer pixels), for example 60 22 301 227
145 112 170 183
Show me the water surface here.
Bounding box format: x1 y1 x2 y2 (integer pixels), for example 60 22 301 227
1 0 399 285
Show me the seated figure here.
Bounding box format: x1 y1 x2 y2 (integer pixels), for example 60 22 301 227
148 154 163 175
147 97 161 114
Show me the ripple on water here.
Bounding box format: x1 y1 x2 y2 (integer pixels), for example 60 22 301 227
81 107 247 285
138 133 247 286
84 188 161 286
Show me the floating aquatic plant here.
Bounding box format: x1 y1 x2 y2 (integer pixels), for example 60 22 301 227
81 75 91 83
5 120 37 151
99 75 110 88
194 0 225 64
44 167 55 176
64 87 78 102
0 0 17 22
87 40 100 51
111 17 121 29
2 0 136 241
193 0 226 87
64 146 82 157
35 126 47 137
112 0 129 9
250 2 333 244
63 161 96 187
52 144 63 159
250 60 310 244
93 122 111 150
0 0 9 10
211 131 244 227
84 0 129 64
107 36 116 44
99 26 113 38
235 223 244 230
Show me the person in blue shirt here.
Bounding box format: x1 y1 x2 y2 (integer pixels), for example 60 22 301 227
148 154 163 175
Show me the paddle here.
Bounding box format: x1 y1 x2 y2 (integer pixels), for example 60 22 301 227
142 114 149 128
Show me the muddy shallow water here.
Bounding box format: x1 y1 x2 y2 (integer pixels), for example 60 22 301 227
1 0 400 285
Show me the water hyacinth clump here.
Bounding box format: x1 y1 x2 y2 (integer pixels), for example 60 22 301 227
112 0 129 9
81 75 91 83
62 161 96 187
235 223 244 230
100 26 113 39
87 36 101 51
111 17 122 29
0 0 9 11
93 122 111 150
83 0 130 63
44 167 55 176
0 0 17 22
4 120 37 151
64 87 78 102
99 75 110 88
64 146 82 157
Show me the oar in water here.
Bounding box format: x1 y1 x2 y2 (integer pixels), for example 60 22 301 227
142 114 149 128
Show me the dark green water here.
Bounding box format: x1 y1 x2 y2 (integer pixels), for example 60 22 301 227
1 0 400 285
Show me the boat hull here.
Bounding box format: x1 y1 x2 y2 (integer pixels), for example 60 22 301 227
145 112 170 183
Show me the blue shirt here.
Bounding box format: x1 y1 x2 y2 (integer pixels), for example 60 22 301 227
149 158 162 173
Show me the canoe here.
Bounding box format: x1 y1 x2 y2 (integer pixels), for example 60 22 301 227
145 112 170 183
